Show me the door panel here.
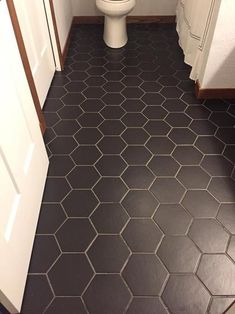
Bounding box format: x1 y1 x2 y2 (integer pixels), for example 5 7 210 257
0 1 49 313
13 0 55 107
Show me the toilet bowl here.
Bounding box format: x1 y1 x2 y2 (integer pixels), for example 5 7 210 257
96 0 136 48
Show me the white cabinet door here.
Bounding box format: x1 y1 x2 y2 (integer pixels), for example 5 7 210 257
13 0 55 107
0 1 49 313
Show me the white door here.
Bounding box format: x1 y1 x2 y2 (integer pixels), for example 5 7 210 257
13 0 55 107
0 1 49 313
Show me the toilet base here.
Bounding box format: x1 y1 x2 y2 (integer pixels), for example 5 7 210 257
103 15 128 48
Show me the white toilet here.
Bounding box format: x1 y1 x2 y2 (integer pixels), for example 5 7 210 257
96 0 136 48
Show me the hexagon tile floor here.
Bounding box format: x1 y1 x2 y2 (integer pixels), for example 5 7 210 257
20 24 235 314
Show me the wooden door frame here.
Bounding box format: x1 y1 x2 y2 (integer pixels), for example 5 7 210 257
6 0 46 134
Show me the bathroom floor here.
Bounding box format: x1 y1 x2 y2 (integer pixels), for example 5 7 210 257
21 24 235 314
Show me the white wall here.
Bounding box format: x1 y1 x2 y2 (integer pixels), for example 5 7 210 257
53 0 73 50
71 0 178 16
199 0 235 89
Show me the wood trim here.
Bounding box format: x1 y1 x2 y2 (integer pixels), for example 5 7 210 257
6 0 46 134
48 0 63 69
73 15 176 24
62 20 74 67
195 81 235 99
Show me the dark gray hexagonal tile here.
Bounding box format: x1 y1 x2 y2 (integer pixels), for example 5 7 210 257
85 76 106 87
122 219 162 252
56 218 96 252
201 155 233 176
143 106 168 119
139 71 159 81
160 86 183 98
89 57 106 66
121 99 146 112
165 112 191 127
210 112 235 127
195 136 225 154
159 76 179 87
122 146 152 165
47 86 66 98
189 119 217 135
224 145 235 163
122 128 149 144
93 178 127 202
48 254 93 296
142 93 165 106
185 105 211 119
83 87 105 99
29 235 60 273
227 236 235 261
144 120 171 136
44 98 64 112
157 236 200 273
169 128 196 144
87 66 106 76
140 82 162 92
95 155 127 176
162 99 187 112
83 274 131 314
154 204 192 235
53 120 80 136
146 136 175 154
48 137 77 154
65 81 87 93
126 298 168 314
91 203 129 234
43 128 56 145
75 128 103 144
62 190 98 217
104 71 124 81
105 62 123 71
99 120 125 135
162 274 210 314
122 166 155 189
197 254 235 295
87 235 129 273
42 178 71 202
204 99 230 111
122 76 143 87
177 166 210 189
71 146 101 165
151 178 186 203
68 71 89 81
58 106 83 119
121 113 147 127
189 219 229 253
209 297 235 314
102 93 125 106
122 190 158 217
217 203 235 233
67 166 100 189
80 99 104 112
77 113 103 127
182 190 219 218
97 136 126 154
208 178 235 202
103 82 124 93
21 275 53 314
71 61 90 71
181 92 203 104
173 146 203 165
100 105 125 119
148 156 180 176
44 297 86 314
44 112 60 127
47 156 74 177
61 93 85 106
122 254 168 296
37 203 66 234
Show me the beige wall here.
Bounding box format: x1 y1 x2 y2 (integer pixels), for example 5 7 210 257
53 0 73 50
71 0 178 16
199 0 235 89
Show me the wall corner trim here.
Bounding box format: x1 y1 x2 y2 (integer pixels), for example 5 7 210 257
195 81 235 99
